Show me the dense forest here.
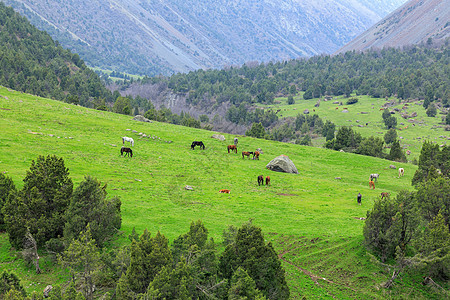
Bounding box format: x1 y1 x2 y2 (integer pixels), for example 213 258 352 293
0 3 112 107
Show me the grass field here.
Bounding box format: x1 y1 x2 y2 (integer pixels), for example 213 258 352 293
0 87 446 299
259 93 449 160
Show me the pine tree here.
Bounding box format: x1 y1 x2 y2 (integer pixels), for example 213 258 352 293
64 175 121 247
219 221 289 299
58 225 100 300
389 139 406 162
0 173 15 231
3 155 72 248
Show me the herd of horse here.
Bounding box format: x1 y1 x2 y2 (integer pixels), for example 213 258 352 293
121 135 405 202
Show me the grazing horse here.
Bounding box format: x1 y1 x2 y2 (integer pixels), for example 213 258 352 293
227 145 237 153
370 173 379 182
219 189 231 194
191 141 205 150
398 168 404 177
380 192 390 200
253 151 260 160
357 193 362 205
257 175 264 186
121 147 133 157
369 180 375 189
265 176 270 186
122 136 134 146
234 137 238 146
242 151 253 159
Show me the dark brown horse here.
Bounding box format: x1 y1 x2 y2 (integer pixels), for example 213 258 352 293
227 145 237 153
257 175 264 186
191 141 205 150
121 147 133 157
242 151 253 159
380 192 390 200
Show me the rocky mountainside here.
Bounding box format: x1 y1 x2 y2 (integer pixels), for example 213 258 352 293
3 0 405 75
336 0 450 53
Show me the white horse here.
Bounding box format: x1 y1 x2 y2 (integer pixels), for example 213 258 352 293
370 173 379 182
398 168 404 177
122 136 134 146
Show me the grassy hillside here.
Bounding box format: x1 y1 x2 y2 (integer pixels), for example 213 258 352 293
0 87 445 299
261 93 449 159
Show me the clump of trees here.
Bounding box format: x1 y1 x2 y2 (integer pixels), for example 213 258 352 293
363 141 450 285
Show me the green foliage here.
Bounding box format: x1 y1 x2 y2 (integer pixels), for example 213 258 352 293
356 136 384 158
415 177 450 226
58 225 100 300
146 261 194 300
219 221 289 300
116 230 173 298
287 96 295 105
296 134 312 146
64 175 121 248
426 104 437 117
414 211 450 280
446 113 450 125
228 267 266 300
0 271 26 298
172 220 209 264
384 128 397 145
199 114 209 123
330 126 362 151
412 141 449 185
383 114 397 129
346 97 358 105
0 173 15 231
246 123 266 138
112 97 132 115
382 108 391 121
322 120 336 141
363 191 419 262
2 155 72 249
388 139 407 162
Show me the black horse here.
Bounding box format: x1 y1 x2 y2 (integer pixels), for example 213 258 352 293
121 147 133 157
191 141 205 150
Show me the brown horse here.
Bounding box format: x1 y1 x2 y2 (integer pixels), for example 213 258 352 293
121 147 133 157
219 189 231 194
242 151 253 159
380 192 390 200
257 175 264 186
253 151 260 160
369 180 375 189
265 176 270 186
227 145 237 153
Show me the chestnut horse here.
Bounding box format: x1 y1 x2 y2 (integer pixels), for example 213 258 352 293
253 151 260 160
227 145 237 153
219 189 231 194
380 192 390 200
369 180 375 189
242 151 253 159
265 176 270 186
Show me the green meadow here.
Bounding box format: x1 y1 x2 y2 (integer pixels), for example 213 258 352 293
0 87 446 299
259 93 449 159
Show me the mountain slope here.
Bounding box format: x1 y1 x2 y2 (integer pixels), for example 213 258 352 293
3 0 406 75
336 0 450 53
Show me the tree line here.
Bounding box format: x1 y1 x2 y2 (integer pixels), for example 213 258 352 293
0 156 289 300
363 141 449 287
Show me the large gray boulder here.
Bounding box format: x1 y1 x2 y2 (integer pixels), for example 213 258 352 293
211 134 226 141
266 155 298 174
133 115 152 122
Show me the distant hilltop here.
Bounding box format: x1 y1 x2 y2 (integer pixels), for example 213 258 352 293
336 0 450 54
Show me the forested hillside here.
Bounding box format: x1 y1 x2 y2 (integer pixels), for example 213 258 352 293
119 45 449 127
0 3 112 107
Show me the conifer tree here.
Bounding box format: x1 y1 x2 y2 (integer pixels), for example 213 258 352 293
219 221 289 299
